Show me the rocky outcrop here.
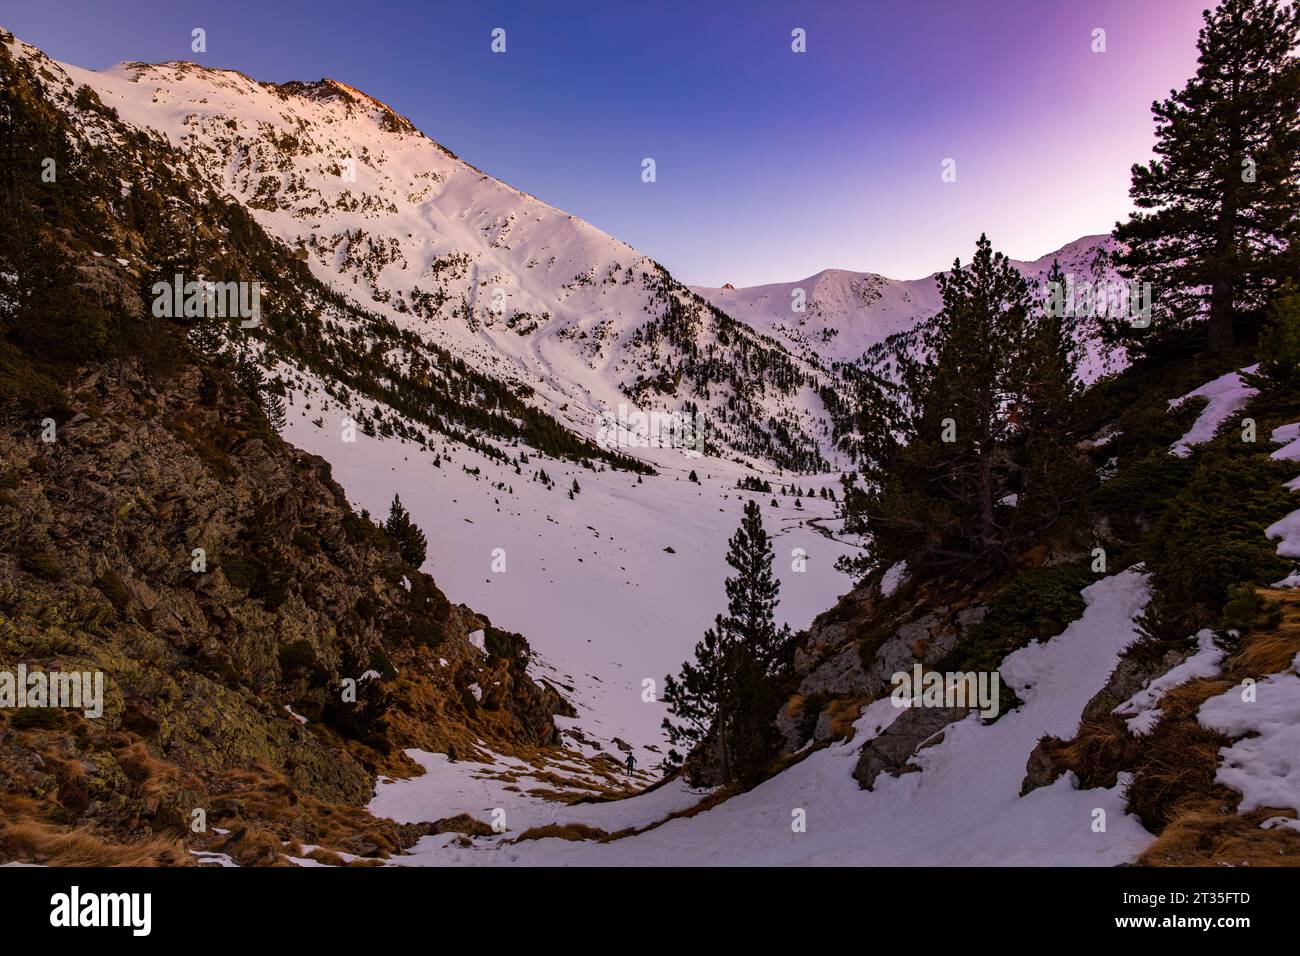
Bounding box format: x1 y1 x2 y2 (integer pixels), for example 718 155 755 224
0 361 566 858
784 573 993 754
853 706 969 790
798 642 873 698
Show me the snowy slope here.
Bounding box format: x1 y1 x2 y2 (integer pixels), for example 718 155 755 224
279 366 864 772
382 569 1155 865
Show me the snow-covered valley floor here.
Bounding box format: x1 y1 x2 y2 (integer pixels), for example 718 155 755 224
282 381 862 776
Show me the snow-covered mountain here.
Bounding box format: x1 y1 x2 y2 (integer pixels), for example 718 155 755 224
39 49 836 472
32 40 1126 475
1 31 870 767
692 234 1123 376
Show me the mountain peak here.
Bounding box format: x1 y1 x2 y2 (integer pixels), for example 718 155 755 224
276 77 419 135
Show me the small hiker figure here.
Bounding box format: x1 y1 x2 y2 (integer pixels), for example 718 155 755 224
625 752 637 773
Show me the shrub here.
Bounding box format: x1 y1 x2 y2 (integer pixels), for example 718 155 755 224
1140 446 1293 640
1247 281 1300 396
1218 584 1282 636
938 563 1092 675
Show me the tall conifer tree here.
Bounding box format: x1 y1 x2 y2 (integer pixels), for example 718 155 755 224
1112 0 1300 353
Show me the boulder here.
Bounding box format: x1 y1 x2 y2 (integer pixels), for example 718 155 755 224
853 705 969 790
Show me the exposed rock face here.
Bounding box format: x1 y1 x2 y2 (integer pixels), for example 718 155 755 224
797 597 992 697
775 699 804 753
853 706 969 790
0 362 565 853
789 561 999 784
798 642 873 698
812 709 837 743
874 611 952 686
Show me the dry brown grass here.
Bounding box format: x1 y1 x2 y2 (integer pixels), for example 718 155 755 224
203 765 406 863
1138 800 1300 866
115 740 183 797
304 846 346 866
1150 676 1232 721
1041 714 1137 790
1125 587 1300 864
1126 721 1234 832
825 695 870 739
0 820 188 866
431 813 494 837
216 826 294 867
512 822 610 843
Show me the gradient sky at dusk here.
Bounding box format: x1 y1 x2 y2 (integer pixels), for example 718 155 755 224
3 0 1212 285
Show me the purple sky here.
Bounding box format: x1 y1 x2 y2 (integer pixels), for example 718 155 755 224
2 0 1210 285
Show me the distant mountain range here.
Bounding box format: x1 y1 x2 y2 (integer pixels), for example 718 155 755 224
692 234 1119 367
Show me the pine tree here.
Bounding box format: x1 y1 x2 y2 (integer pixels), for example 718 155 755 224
1112 0 1300 354
262 388 287 431
233 355 286 431
384 494 428 567
723 501 790 667
862 235 1035 571
663 501 790 784
661 614 728 775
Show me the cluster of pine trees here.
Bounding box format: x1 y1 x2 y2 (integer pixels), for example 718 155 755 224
844 0 1299 581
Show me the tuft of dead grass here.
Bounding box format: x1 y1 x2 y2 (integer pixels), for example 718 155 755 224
1138 800 1300 866
1041 714 1137 790
511 822 609 843
304 846 345 866
0 820 188 867
1125 720 1234 832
